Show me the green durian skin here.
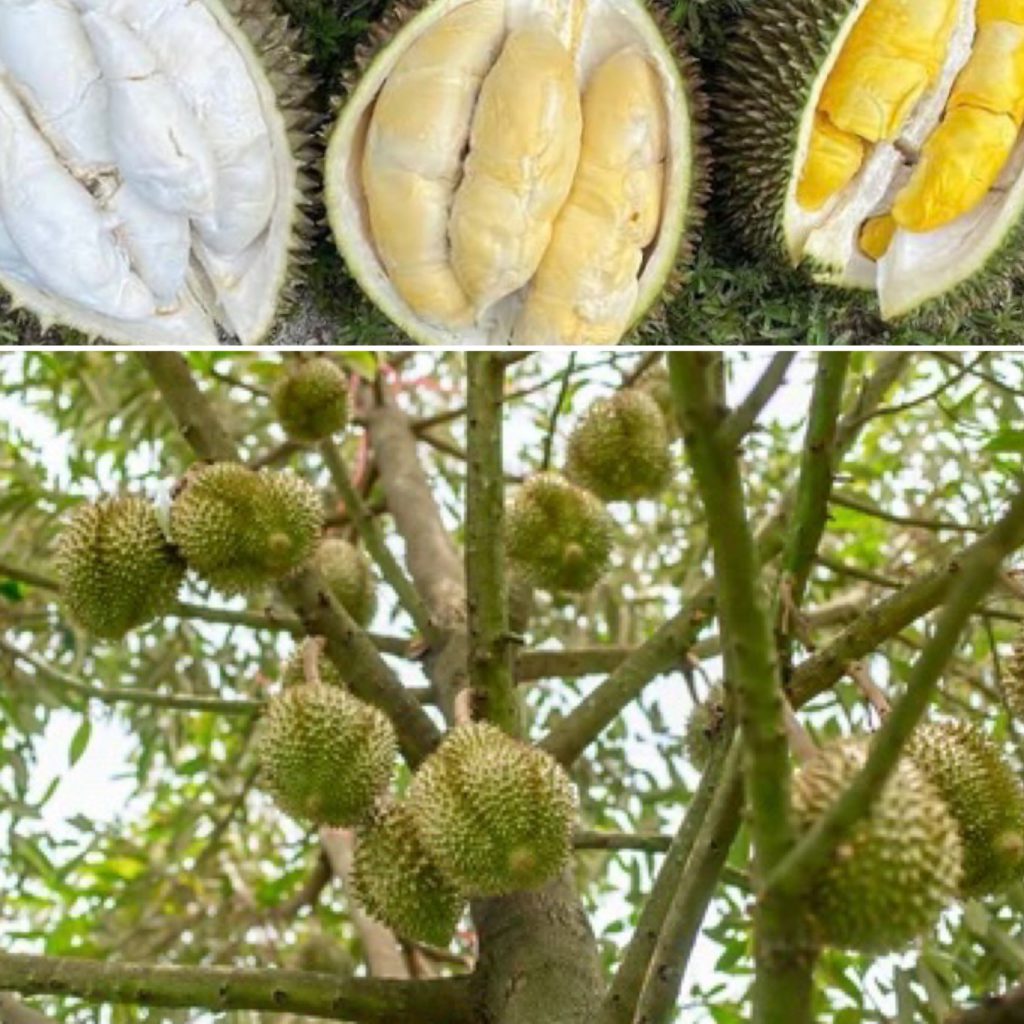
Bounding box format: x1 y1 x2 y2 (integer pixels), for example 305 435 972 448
565 390 672 503
407 722 577 898
272 358 349 442
281 646 347 690
257 683 397 827
353 800 466 947
56 496 186 640
505 472 614 593
169 463 323 594
793 739 962 954
683 686 729 771
636 364 678 440
907 721 1024 897
314 538 377 627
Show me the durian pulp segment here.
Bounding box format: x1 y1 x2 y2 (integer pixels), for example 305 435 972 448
326 0 692 345
0 0 298 344
785 0 1024 317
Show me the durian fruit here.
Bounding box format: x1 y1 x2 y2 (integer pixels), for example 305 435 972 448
257 683 397 826
170 463 323 594
273 358 350 442
1003 627 1024 718
312 538 377 627
0 0 317 345
352 800 466 945
565 389 672 502
55 496 186 640
323 0 707 345
792 738 963 953
294 932 355 977
906 720 1024 896
407 722 577 896
281 645 347 689
682 685 729 771
716 0 1024 321
505 472 614 593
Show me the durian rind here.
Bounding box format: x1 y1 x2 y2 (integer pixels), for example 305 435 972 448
505 472 614 593
793 738 963 953
407 722 577 896
565 389 672 502
353 800 466 945
907 720 1024 897
56 496 186 640
312 538 377 627
257 683 397 827
272 357 350 442
169 463 323 594
682 685 729 771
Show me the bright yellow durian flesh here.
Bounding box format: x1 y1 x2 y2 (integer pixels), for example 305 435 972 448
326 0 702 345
794 0 1024 268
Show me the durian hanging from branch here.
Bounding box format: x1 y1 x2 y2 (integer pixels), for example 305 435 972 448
324 0 707 344
0 0 316 345
715 0 1024 321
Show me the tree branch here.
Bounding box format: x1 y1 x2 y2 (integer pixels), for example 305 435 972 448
0 952 469 1024
466 354 519 735
950 987 1024 1024
719 352 797 448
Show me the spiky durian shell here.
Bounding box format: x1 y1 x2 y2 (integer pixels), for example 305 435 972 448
313 538 377 627
505 472 614 593
635 364 678 439
353 800 466 946
272 358 349 442
1003 629 1024 719
170 463 323 594
55 497 186 640
907 721 1024 897
792 739 962 953
683 685 729 771
257 683 397 827
407 722 577 897
281 645 347 689
565 390 672 502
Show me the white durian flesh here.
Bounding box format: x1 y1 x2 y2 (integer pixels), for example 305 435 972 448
0 0 312 345
326 0 703 346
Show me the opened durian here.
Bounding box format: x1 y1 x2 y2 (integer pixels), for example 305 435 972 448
257 683 397 827
352 800 466 946
407 721 577 896
907 720 1024 896
324 0 705 345
717 0 1024 320
792 739 963 953
56 496 186 640
0 0 314 345
505 472 615 592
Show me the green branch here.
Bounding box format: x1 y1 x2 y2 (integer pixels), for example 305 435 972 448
0 952 471 1024
767 483 1024 900
719 352 797 447
319 438 436 641
465 354 519 735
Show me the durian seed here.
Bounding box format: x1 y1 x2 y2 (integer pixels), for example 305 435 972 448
312 538 377 627
272 358 350 442
56 495 186 640
792 738 963 953
257 683 397 827
907 720 1024 896
565 389 672 502
353 800 465 946
407 721 577 897
169 463 323 594
505 472 615 593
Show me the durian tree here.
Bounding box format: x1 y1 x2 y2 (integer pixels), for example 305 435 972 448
5 350 1024 1023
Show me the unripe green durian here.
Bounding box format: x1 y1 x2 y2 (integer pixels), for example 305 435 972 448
313 538 376 627
565 389 672 502
55 496 186 640
792 739 962 953
505 472 614 593
907 720 1024 897
636 364 678 439
353 800 465 946
294 932 354 977
1003 629 1024 720
683 686 729 771
257 683 397 827
170 463 323 594
281 645 347 690
408 722 577 897
272 358 349 442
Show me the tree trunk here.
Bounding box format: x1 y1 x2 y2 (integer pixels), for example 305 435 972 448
472 873 603 1024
